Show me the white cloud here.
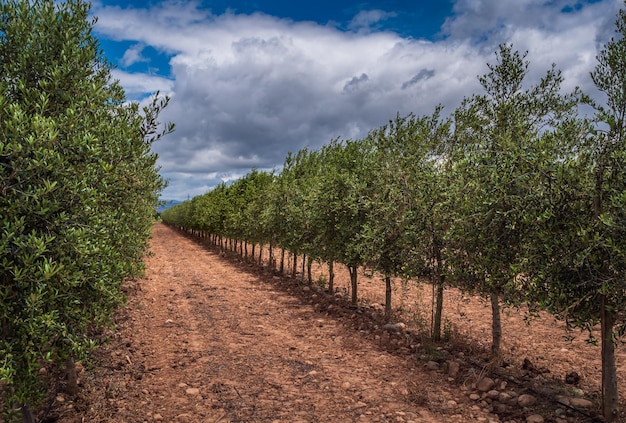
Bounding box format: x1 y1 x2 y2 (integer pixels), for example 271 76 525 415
121 43 149 67
110 69 175 99
348 10 397 33
92 0 621 200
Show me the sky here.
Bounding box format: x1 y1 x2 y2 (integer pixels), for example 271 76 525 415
90 0 622 201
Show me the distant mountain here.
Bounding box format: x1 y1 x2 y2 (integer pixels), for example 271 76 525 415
157 200 182 213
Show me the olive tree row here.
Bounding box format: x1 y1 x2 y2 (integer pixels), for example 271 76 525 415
0 1 173 421
162 5 626 419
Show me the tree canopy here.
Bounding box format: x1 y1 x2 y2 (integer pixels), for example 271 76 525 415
0 1 173 421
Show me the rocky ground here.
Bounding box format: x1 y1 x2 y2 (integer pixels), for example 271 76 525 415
43 223 624 422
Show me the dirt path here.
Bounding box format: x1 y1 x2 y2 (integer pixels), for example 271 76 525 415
54 223 501 423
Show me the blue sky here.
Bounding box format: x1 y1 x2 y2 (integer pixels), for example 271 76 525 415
91 0 621 200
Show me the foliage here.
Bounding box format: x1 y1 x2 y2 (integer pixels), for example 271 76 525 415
447 44 580 356
0 1 172 419
524 4 626 420
277 149 321 261
312 139 373 302
360 110 452 322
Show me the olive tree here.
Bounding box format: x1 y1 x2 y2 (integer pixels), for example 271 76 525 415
525 4 626 420
361 110 452 326
448 44 580 357
313 139 373 304
0 1 172 421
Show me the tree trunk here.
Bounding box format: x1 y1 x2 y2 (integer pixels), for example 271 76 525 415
307 256 313 285
328 261 335 293
433 278 444 342
21 405 35 423
490 290 502 357
251 243 256 260
65 356 78 395
384 274 392 320
301 254 306 283
601 294 619 422
292 254 297 278
269 242 274 271
280 248 285 274
258 245 263 265
432 241 445 341
349 265 358 305
593 184 619 420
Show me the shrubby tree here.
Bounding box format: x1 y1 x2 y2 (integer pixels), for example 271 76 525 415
278 149 320 275
208 183 229 249
224 174 250 253
448 44 580 357
242 169 274 259
0 1 172 421
318 139 373 304
361 110 452 326
397 110 453 340
262 170 289 269
359 120 412 319
526 4 626 420
310 140 362 293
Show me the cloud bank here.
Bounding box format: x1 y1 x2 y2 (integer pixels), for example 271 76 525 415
92 0 620 200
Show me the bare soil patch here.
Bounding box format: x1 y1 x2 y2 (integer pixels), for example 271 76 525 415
48 223 624 422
